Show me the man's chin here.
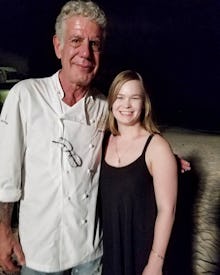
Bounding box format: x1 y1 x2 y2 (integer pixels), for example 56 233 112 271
77 73 95 86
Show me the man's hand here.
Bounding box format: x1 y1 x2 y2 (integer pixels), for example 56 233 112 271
0 223 25 272
180 158 191 173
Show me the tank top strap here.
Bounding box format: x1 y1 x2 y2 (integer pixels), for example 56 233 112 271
142 134 154 155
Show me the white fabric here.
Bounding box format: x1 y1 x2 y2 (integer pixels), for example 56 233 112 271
0 71 108 272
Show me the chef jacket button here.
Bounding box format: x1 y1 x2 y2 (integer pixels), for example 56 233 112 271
89 143 95 149
82 193 89 199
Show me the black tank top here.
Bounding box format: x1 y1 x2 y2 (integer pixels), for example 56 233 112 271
99 134 157 275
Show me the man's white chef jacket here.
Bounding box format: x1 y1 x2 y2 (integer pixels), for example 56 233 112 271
0 71 108 272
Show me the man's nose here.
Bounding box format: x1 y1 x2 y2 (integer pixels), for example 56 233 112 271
80 39 92 58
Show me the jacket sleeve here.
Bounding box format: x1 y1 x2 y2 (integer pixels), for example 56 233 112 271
0 83 26 202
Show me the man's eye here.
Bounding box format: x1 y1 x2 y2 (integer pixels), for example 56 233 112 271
90 40 101 52
71 38 82 47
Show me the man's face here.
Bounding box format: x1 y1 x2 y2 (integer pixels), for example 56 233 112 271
53 16 103 87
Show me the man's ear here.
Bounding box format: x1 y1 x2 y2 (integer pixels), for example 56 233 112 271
53 35 62 59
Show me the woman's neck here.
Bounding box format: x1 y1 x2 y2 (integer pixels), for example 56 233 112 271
117 124 146 139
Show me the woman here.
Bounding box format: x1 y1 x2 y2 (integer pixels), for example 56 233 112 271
99 70 178 275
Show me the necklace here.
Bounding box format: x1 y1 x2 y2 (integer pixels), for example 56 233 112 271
115 137 121 165
114 135 132 166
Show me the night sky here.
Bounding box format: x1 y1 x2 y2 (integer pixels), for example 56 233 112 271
0 0 220 132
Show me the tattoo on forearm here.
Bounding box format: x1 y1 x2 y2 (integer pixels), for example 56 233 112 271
0 202 14 226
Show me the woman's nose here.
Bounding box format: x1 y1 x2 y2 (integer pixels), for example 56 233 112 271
124 98 131 107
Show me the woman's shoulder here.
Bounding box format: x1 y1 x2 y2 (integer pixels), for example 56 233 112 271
151 133 169 145
148 133 174 155
103 130 111 141
102 131 111 149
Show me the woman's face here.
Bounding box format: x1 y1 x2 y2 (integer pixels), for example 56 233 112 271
112 80 144 127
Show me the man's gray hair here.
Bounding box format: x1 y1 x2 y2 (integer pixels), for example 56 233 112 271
55 0 107 41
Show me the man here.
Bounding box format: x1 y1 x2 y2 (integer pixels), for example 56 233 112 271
0 1 190 275
0 1 107 274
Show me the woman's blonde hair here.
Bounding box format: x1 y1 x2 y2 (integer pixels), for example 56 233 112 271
107 70 160 135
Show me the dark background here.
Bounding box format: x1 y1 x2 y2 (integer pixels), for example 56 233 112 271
0 0 220 132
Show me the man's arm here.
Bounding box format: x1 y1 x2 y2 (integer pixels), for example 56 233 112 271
0 83 26 272
0 202 14 226
0 202 25 272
